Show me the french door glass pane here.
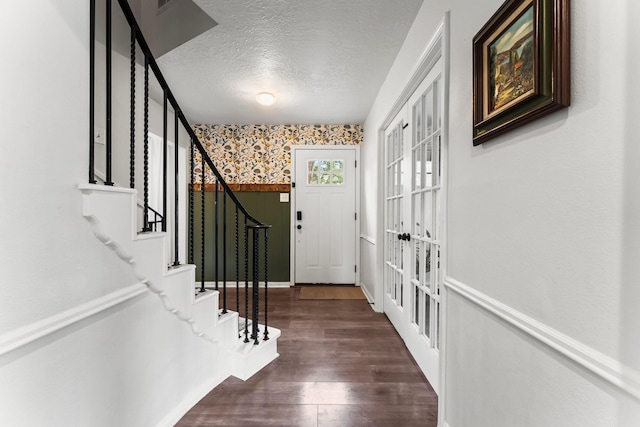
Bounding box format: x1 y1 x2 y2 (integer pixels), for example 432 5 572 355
414 96 423 145
414 240 421 282
392 128 398 161
394 235 399 267
386 199 391 230
423 191 433 239
425 86 434 137
414 285 420 326
424 297 431 339
413 146 422 191
436 246 442 295
433 134 440 187
435 301 440 350
437 135 442 182
434 189 441 239
413 193 421 236
425 138 433 188
393 271 399 300
434 79 441 132
423 243 431 290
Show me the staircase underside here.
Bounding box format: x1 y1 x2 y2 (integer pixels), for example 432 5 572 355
79 183 280 383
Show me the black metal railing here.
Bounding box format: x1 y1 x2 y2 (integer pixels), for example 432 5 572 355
145 206 164 233
89 0 271 343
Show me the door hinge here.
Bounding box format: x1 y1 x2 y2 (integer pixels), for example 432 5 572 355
292 182 295 188
355 265 357 273
355 160 357 168
355 212 357 220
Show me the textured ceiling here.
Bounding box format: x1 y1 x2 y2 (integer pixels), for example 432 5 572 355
156 0 424 125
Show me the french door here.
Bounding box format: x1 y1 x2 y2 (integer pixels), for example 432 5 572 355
384 57 444 393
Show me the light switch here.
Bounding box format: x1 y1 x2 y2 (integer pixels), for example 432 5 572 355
279 193 289 203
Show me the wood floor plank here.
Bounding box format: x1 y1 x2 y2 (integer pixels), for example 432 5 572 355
198 382 433 406
180 288 438 426
176 404 318 427
318 404 438 427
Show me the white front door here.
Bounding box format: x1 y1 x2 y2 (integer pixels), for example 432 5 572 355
293 147 357 284
384 57 444 393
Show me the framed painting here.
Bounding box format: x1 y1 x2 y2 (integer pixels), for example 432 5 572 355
472 0 570 145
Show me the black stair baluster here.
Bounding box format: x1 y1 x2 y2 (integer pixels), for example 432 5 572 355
129 28 136 189
173 110 180 266
142 55 150 232
222 189 227 314
105 0 113 187
243 217 249 343
215 178 219 292
251 226 260 345
235 205 240 316
189 139 194 265
89 0 96 184
162 90 168 232
263 227 269 341
200 162 205 293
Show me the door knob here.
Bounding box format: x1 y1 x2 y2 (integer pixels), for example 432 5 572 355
297 225 302 230
403 233 411 242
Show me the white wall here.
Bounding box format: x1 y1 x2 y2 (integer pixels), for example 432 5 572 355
362 0 640 425
0 2 225 425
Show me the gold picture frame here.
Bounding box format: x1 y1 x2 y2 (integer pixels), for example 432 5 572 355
472 0 570 145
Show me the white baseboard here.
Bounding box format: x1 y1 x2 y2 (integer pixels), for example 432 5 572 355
444 276 640 402
0 283 147 356
359 282 375 305
157 370 230 427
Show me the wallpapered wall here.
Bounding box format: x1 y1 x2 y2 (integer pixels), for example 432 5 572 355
192 124 362 184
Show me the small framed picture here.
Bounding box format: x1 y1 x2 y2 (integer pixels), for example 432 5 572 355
472 0 570 145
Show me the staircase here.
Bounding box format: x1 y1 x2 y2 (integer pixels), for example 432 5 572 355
86 0 282 394
79 183 280 382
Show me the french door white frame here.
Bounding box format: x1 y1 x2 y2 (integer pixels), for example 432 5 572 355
290 145 361 287
376 12 450 422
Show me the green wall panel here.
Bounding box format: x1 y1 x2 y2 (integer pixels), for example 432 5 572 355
190 191 290 283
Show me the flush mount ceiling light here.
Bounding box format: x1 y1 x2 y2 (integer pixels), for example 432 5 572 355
255 92 276 106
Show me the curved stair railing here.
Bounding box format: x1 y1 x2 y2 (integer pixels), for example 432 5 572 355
88 0 271 345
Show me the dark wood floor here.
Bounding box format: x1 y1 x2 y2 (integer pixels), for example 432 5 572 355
176 287 438 426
